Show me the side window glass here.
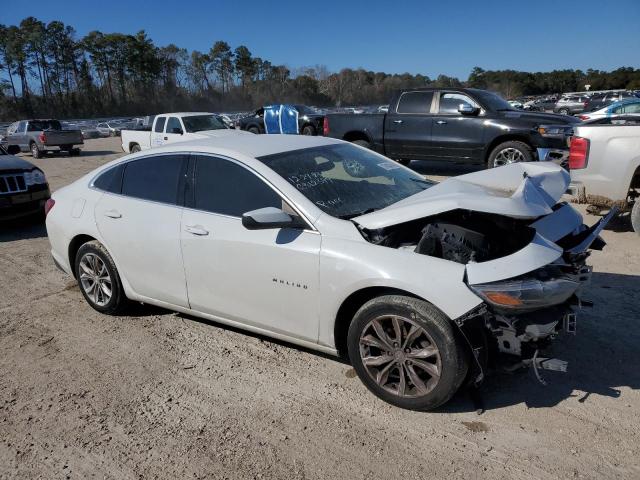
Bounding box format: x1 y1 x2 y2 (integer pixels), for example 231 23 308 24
166 117 182 133
93 164 124 193
193 155 283 217
121 155 185 204
396 92 433 114
154 117 167 133
439 93 479 114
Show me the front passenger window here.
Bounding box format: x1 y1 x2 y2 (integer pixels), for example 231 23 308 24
193 156 284 217
439 93 479 114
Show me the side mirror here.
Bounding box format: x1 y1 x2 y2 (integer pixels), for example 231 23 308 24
242 207 304 230
172 127 183 135
458 103 479 115
6 144 20 155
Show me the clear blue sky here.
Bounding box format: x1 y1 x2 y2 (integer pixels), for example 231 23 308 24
3 0 639 79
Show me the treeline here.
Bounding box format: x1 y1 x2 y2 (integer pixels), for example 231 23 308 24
1 17 640 120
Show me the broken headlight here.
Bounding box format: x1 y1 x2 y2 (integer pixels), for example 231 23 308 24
470 277 580 312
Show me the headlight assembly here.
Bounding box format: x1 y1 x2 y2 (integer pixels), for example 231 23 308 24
24 169 47 186
470 277 580 312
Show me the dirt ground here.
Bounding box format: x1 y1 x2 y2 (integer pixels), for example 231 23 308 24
1 137 639 480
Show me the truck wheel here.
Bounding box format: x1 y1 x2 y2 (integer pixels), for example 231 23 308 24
631 201 640 235
347 295 468 411
301 125 316 136
30 142 41 159
487 140 533 168
559 108 569 115
130 144 141 153
248 126 260 134
352 139 372 149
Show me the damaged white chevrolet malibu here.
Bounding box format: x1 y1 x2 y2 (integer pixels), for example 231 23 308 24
46 135 612 410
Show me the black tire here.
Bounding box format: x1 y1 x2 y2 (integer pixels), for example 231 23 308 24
397 159 411 166
30 142 41 159
248 126 260 134
559 108 569 115
301 125 316 136
631 200 640 235
130 144 141 153
352 139 371 149
71 148 81 156
74 240 129 315
347 295 468 411
487 140 533 169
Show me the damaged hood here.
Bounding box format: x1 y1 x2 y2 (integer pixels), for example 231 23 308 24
354 162 570 230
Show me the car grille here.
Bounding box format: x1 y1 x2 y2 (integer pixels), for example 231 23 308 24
0 174 27 194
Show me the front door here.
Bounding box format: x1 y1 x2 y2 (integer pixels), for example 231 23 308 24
94 153 189 307
430 91 486 162
383 90 435 160
180 154 321 342
150 116 167 148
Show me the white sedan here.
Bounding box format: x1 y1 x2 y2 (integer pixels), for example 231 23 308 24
46 135 610 410
578 99 640 121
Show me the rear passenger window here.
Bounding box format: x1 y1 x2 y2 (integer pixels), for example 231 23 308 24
154 117 166 133
193 155 282 217
121 155 186 205
93 164 124 193
396 92 433 114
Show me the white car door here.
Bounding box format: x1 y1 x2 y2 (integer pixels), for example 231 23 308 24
163 116 185 145
94 153 190 307
150 116 167 148
180 154 321 342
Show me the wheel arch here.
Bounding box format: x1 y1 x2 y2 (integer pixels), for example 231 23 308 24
333 286 422 360
129 142 140 152
342 130 373 144
484 134 534 163
68 234 98 278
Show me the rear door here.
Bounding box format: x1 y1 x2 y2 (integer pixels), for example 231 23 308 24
383 90 435 160
429 91 485 162
150 116 167 148
94 153 189 307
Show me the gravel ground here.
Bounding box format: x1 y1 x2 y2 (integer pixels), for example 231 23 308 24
1 137 639 479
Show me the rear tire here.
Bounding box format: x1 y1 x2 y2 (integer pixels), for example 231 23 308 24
130 144 141 153
559 108 569 115
347 295 468 411
487 140 533 168
301 125 316 136
352 139 371 149
30 142 41 159
248 126 260 134
75 241 129 315
631 200 640 235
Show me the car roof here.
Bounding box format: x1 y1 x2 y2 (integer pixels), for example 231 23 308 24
156 112 214 117
138 134 346 158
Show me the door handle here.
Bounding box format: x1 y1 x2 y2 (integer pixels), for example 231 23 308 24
103 209 122 219
436 120 448 125
163 136 168 140
185 225 209 236
393 120 404 124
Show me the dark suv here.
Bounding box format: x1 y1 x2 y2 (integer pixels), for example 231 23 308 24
0 145 51 221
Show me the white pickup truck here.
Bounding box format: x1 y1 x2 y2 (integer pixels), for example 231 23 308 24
568 116 640 233
120 112 248 153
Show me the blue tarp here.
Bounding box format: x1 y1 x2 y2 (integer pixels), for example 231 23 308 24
263 105 299 134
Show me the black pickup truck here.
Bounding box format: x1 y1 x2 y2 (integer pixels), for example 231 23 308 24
323 88 579 168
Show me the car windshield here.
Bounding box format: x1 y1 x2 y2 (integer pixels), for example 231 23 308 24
28 120 62 131
182 115 227 132
257 143 434 219
472 90 514 111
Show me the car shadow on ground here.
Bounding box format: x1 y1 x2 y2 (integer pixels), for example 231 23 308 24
0 217 47 241
438 271 640 413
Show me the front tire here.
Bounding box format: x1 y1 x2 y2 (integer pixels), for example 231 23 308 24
301 125 316 136
75 241 128 315
347 295 468 411
487 140 533 168
248 126 260 134
559 108 569 115
130 144 141 153
631 200 640 235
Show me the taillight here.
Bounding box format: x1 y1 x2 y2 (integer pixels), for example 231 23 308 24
39 132 47 143
44 198 55 216
322 117 329 136
578 115 589 121
569 136 589 169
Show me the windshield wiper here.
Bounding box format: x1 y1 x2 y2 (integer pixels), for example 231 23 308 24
339 207 377 220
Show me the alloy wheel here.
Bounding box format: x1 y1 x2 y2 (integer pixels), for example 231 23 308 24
79 253 112 307
493 147 525 167
358 315 442 398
